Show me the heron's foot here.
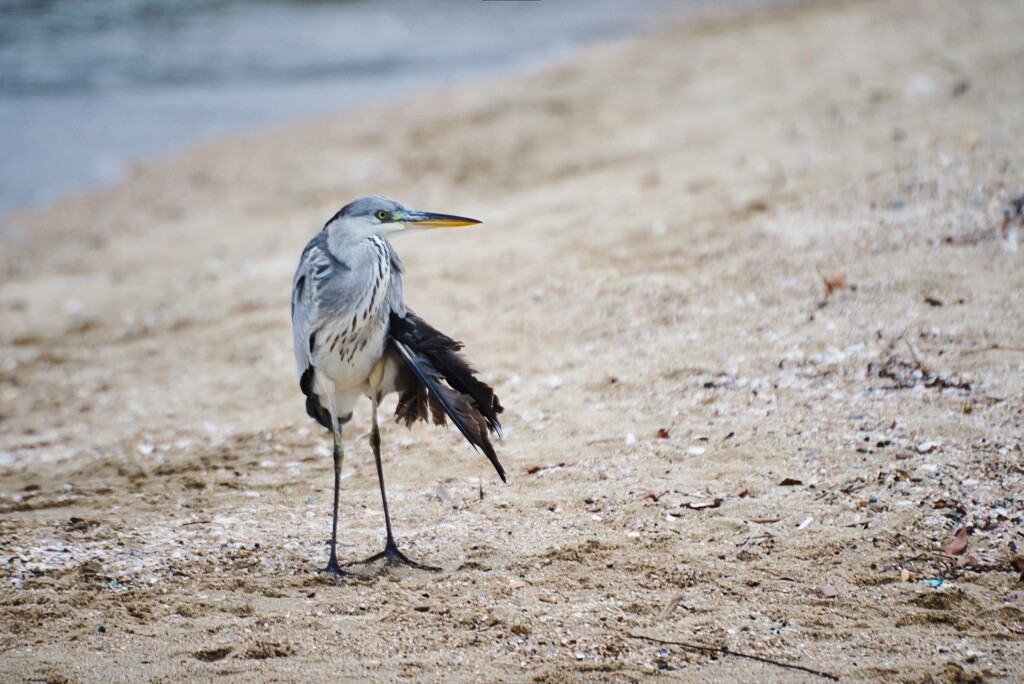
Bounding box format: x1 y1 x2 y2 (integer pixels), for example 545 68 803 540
319 554 367 584
343 538 440 573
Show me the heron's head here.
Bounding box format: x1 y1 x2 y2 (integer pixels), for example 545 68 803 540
325 195 480 241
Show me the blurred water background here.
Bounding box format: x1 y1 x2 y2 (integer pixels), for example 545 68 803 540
0 0 759 216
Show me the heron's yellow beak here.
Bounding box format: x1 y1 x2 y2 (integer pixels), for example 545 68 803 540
403 210 481 229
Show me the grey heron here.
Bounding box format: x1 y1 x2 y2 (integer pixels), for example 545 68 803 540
291 195 505 580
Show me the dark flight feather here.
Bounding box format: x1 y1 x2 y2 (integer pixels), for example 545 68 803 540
390 311 505 482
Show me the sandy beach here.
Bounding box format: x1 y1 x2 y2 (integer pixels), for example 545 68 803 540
2 0 1024 680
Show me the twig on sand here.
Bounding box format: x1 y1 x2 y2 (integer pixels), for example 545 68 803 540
961 344 1024 356
623 631 840 681
658 595 692 620
903 336 927 371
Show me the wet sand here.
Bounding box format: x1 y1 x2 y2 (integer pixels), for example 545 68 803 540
2 0 1023 680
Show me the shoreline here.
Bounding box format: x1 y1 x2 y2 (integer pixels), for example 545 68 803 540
0 0 703 218
0 0 801 224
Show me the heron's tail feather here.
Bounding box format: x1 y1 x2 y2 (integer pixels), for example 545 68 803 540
389 311 505 482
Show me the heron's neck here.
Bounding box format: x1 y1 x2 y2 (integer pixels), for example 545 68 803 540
325 225 366 256
325 227 388 262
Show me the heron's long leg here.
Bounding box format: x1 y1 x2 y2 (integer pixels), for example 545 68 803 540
343 397 439 572
371 400 396 546
317 381 362 583
324 430 357 579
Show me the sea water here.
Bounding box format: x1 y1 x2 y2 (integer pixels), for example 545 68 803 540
0 0 756 216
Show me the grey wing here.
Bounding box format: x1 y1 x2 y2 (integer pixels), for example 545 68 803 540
292 236 355 431
291 240 327 381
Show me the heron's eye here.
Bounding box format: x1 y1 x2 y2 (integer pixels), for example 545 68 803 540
375 210 388 221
